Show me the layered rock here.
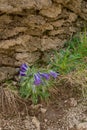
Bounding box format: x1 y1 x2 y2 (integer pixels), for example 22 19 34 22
0 0 87 81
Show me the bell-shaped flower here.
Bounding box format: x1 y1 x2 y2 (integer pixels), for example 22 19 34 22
20 63 28 72
20 63 28 76
34 73 42 86
20 71 27 76
39 73 50 80
50 71 59 78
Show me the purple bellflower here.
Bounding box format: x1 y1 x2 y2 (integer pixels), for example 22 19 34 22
20 71 26 76
39 73 50 80
20 63 28 72
50 71 59 78
34 73 42 86
20 63 28 76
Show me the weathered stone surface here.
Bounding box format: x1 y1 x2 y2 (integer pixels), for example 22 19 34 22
76 122 87 130
41 37 60 51
68 13 78 22
0 35 31 49
0 0 35 13
48 29 64 36
22 15 46 27
0 54 15 66
54 0 87 20
34 0 52 9
0 15 12 25
0 27 27 39
0 0 52 13
0 0 87 81
0 67 16 82
15 52 40 66
40 4 62 18
50 20 64 27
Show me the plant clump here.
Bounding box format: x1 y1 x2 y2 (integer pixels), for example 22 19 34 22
50 31 87 75
19 63 59 104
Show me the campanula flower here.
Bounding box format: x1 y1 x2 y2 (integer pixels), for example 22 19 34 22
34 73 42 85
19 71 26 76
39 73 50 80
50 71 59 78
20 63 28 76
20 63 28 72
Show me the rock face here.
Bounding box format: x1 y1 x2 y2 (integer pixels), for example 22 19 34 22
0 0 87 81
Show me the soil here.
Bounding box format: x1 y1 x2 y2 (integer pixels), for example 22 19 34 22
0 83 87 130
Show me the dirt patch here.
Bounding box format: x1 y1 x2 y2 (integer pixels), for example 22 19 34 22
0 82 87 130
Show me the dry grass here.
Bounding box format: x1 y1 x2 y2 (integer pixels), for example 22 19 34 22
69 68 87 98
49 65 87 101
0 85 29 116
57 67 87 98
0 86 18 114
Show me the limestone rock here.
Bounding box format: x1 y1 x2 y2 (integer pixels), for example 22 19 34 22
48 29 64 36
54 0 86 20
0 0 87 81
0 0 52 13
22 15 46 26
76 122 87 130
0 67 16 82
0 27 27 40
0 0 35 13
54 0 82 12
51 20 64 27
68 13 78 22
0 15 12 25
0 35 31 49
0 54 15 66
53 0 64 4
64 0 82 14
41 37 63 51
40 23 53 32
15 52 40 66
35 0 52 9
40 4 62 18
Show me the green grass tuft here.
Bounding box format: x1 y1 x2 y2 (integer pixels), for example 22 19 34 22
50 31 87 75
